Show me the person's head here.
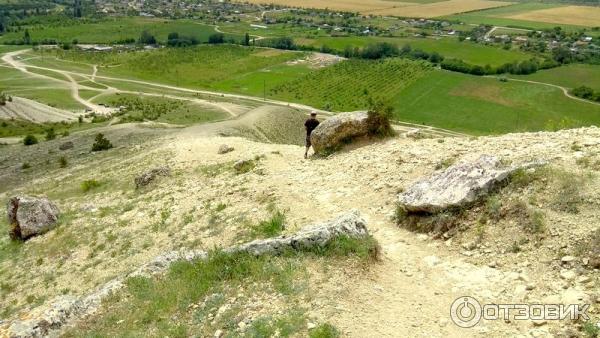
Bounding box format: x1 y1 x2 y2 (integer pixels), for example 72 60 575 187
310 111 317 119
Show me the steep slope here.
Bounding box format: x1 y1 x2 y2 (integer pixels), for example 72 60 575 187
0 124 599 337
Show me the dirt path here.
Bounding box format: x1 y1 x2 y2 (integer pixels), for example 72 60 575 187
484 26 531 39
167 131 567 337
1 50 112 114
1 49 469 138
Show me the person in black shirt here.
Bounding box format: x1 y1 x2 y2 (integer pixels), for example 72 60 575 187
304 111 320 159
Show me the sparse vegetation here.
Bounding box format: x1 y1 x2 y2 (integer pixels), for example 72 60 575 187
81 179 101 192
58 156 68 168
309 323 341 338
249 210 286 239
63 235 379 336
45 128 56 141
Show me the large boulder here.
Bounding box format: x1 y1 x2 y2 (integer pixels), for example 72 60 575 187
7 196 60 240
399 155 532 213
310 112 369 154
134 166 171 189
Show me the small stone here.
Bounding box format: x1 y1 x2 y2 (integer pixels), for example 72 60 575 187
218 144 234 154
561 256 576 264
214 329 223 338
532 319 547 327
59 141 74 150
307 322 317 330
577 276 591 284
560 270 577 281
525 284 536 291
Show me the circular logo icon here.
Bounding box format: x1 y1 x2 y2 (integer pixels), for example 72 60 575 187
450 296 482 328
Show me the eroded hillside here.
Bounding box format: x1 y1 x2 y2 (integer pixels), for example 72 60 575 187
0 119 599 337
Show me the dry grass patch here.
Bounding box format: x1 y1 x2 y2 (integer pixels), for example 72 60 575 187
505 5 600 27
242 0 510 17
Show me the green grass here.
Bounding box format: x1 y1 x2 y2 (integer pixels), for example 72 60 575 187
81 179 101 192
214 62 312 97
441 3 594 31
0 18 240 44
511 64 600 91
43 45 304 92
250 210 286 239
62 235 378 337
297 35 532 67
309 323 341 338
271 58 433 112
391 70 600 134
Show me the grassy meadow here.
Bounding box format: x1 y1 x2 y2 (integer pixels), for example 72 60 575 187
392 70 600 134
510 64 600 91
42 45 306 92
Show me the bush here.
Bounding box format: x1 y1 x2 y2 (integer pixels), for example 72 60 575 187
23 134 38 145
366 100 394 137
58 156 67 168
91 133 113 152
81 179 101 192
571 86 597 101
309 323 340 338
208 33 224 44
45 128 56 141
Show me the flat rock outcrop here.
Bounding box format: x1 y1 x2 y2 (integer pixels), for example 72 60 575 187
398 155 541 213
4 210 369 338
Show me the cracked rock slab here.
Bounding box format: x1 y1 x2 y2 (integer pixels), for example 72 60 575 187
398 155 542 213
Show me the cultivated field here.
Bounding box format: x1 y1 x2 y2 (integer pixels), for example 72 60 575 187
505 5 600 27
242 0 511 18
0 18 236 44
443 2 600 30
270 58 433 112
370 0 513 18
297 35 531 67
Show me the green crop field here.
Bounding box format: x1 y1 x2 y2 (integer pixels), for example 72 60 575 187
297 36 532 67
39 45 306 92
441 3 593 31
510 64 600 91
392 70 600 134
270 58 433 111
0 18 238 44
260 57 600 134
